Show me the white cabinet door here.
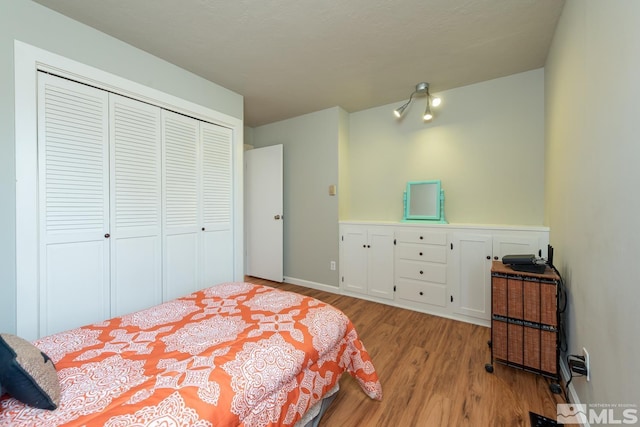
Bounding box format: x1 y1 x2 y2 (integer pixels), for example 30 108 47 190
451 233 493 321
200 122 234 286
340 225 394 299
492 234 541 261
38 73 110 336
162 110 201 300
367 227 395 300
110 94 162 316
340 226 368 295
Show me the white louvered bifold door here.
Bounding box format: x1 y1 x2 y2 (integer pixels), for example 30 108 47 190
110 94 162 316
162 110 201 300
200 122 234 286
37 73 110 336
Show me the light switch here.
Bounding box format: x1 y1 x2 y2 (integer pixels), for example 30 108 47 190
328 184 337 196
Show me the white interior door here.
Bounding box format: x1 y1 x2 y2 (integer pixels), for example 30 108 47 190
38 73 111 336
162 110 201 300
245 145 283 282
110 94 162 316
200 122 234 286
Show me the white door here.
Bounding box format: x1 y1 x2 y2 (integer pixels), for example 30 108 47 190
201 122 234 286
451 233 493 320
245 145 283 282
110 94 162 316
162 110 201 300
492 234 541 261
340 225 368 295
367 227 395 300
38 73 111 336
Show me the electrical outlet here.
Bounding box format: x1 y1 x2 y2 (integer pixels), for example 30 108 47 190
583 347 590 381
330 261 336 271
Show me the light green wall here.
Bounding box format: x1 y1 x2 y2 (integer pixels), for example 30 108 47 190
252 107 341 287
0 0 243 334
347 69 545 224
545 0 640 408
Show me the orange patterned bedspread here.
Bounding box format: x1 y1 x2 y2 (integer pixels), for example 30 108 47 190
0 283 382 427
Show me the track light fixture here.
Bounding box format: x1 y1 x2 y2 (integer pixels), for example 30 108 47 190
393 82 441 122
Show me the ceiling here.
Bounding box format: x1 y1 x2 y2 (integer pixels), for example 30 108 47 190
33 0 565 127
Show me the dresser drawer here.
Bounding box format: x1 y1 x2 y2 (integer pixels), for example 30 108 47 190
396 259 446 283
396 244 446 263
395 230 447 245
396 280 447 307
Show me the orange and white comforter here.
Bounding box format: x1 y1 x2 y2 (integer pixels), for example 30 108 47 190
0 283 382 426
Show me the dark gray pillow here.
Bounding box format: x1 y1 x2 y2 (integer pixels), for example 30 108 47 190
0 333 60 410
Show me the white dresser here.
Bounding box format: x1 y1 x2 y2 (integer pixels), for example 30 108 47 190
339 221 549 326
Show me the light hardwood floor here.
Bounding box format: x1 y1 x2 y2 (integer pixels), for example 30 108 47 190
245 276 569 427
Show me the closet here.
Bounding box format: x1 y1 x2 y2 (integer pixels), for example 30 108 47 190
38 73 233 336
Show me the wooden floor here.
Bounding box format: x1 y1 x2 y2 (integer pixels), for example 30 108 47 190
245 276 569 427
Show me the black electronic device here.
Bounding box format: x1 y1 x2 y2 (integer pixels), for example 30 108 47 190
502 254 546 274
501 254 537 265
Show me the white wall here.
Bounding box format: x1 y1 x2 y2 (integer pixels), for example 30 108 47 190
252 107 342 287
347 69 546 225
0 0 243 334
546 0 640 407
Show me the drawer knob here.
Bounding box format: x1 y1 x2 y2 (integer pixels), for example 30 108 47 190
419 252 423 256
486 255 491 260
419 236 424 240
419 291 424 296
419 270 424 275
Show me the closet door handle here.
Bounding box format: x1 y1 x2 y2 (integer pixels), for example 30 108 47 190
104 233 110 238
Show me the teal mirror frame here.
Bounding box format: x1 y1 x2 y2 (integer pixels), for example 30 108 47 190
402 180 447 223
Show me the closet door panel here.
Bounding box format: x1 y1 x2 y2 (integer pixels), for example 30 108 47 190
201 123 234 285
110 95 162 316
163 110 201 299
37 73 110 336
165 234 199 300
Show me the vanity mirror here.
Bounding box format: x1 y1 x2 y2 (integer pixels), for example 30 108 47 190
403 180 447 223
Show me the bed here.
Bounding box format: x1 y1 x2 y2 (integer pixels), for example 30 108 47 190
0 282 382 426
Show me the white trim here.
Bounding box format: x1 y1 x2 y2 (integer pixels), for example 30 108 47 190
339 220 549 233
560 358 590 427
15 40 243 340
283 276 342 295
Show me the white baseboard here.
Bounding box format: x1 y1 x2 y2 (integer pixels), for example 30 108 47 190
283 276 342 295
560 357 590 427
